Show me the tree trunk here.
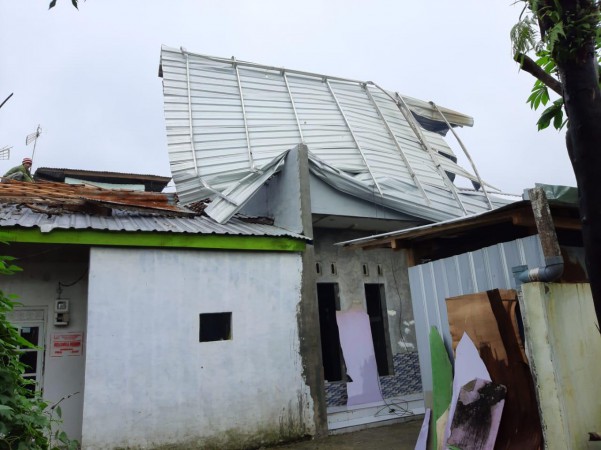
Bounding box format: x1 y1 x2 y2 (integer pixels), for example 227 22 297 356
558 35 601 327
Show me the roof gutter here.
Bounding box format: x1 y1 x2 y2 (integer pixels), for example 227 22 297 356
512 187 564 286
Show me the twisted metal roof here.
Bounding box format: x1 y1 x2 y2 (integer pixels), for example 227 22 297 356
159 46 503 224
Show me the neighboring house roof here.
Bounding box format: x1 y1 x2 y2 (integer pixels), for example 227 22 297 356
0 180 190 216
34 167 171 192
0 203 305 239
338 184 580 258
159 46 506 224
0 182 309 251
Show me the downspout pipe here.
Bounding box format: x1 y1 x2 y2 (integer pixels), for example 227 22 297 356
513 255 564 285
512 187 564 287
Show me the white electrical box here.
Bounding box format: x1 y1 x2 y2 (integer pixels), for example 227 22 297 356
54 300 70 326
55 300 69 312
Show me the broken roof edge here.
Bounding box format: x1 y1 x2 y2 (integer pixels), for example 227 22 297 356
337 184 579 249
35 167 171 183
159 45 474 128
204 150 289 224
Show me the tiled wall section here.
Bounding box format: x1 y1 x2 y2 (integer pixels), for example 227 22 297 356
325 352 422 407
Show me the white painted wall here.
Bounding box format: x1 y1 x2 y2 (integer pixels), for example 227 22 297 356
3 245 88 442
83 247 314 449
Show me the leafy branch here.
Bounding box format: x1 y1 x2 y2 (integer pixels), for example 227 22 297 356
511 1 601 130
48 0 81 10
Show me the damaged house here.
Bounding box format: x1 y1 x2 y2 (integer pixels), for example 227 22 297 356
1 48 511 449
0 173 311 449
157 47 510 438
340 185 600 449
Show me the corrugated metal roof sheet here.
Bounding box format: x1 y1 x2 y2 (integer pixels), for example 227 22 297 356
0 203 307 240
159 46 503 223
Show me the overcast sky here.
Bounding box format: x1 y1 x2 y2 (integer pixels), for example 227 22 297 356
0 1 576 194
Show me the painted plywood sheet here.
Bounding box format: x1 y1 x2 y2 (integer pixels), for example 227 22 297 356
415 408 431 450
430 327 452 450
335 306 383 406
446 290 542 450
447 378 506 450
444 333 491 449
446 290 516 354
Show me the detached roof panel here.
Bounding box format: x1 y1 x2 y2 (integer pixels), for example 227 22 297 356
160 46 500 223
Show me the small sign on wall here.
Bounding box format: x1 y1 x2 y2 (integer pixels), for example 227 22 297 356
51 331 83 357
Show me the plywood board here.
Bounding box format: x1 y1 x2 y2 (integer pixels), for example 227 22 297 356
444 332 492 449
415 408 431 450
448 378 506 450
445 290 542 450
335 306 383 406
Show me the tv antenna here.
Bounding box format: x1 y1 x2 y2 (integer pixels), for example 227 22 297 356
25 125 42 160
0 145 11 160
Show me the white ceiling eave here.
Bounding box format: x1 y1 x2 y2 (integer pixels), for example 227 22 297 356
399 94 474 128
308 153 463 222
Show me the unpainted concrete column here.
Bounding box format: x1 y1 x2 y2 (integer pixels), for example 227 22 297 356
273 144 328 437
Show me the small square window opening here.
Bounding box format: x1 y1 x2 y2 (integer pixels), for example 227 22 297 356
199 312 232 342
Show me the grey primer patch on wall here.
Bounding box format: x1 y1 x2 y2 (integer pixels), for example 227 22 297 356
199 312 232 342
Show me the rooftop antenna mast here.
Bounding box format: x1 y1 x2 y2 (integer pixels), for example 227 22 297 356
0 145 11 160
25 124 42 160
0 93 13 110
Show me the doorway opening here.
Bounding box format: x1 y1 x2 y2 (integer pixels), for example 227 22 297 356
317 283 345 382
364 283 393 376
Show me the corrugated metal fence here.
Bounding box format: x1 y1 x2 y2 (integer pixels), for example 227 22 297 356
408 234 544 397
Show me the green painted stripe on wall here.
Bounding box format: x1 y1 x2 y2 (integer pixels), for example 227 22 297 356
0 228 306 252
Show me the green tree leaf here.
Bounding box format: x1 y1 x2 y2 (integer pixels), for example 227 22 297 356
536 99 565 130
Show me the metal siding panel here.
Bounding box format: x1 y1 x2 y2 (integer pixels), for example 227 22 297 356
442 256 462 298
471 249 491 291
431 259 452 354
409 265 434 396
485 244 511 290
521 234 545 269
456 253 476 293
